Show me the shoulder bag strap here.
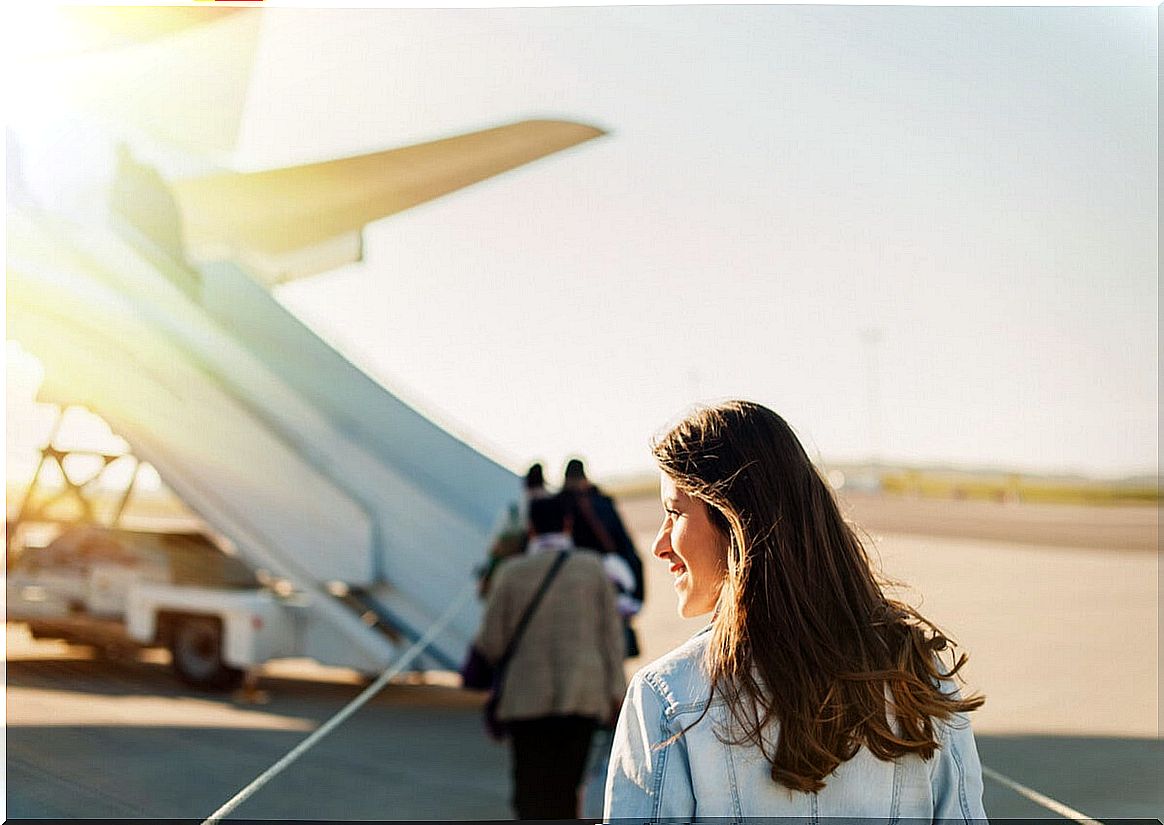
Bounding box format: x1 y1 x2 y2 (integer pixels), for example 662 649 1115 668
495 550 569 674
576 493 617 554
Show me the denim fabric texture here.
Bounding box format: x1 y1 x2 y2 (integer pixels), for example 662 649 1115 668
604 627 988 823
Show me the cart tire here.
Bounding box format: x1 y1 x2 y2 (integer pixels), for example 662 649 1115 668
169 615 244 691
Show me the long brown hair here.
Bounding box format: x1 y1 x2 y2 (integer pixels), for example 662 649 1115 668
652 400 984 793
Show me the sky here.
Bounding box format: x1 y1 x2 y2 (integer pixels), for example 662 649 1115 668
5 4 1160 484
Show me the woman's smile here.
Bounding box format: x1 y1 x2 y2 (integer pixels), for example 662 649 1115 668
654 472 726 618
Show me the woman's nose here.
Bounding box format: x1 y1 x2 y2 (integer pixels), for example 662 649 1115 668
652 523 671 558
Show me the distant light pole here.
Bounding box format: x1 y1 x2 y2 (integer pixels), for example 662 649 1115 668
860 329 883 470
687 368 702 403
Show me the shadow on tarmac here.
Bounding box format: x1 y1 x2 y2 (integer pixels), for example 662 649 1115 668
7 651 1162 820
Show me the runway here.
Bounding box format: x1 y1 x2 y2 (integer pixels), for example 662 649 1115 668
6 493 1160 820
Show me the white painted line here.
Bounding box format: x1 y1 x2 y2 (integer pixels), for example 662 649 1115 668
982 764 1104 825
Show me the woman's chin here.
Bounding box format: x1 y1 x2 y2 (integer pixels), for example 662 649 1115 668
678 599 711 619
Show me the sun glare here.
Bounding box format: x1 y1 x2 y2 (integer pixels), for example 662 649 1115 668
4 343 156 497
2 8 78 66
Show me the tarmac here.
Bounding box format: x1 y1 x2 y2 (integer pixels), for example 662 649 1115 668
6 492 1161 821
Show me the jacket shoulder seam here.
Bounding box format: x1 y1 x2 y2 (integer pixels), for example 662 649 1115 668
640 669 678 714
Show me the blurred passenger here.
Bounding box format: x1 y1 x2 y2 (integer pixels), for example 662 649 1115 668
517 461 552 527
477 463 553 597
524 462 551 501
474 494 626 819
605 401 987 820
476 502 525 597
562 460 648 815
560 458 645 653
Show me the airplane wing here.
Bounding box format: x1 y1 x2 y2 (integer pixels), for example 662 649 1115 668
168 119 606 285
16 8 605 284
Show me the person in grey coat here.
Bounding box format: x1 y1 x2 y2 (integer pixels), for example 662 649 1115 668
474 494 626 819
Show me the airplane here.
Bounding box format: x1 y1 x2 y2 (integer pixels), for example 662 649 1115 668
6 6 607 683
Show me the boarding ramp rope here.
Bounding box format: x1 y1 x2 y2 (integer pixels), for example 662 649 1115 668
201 582 478 825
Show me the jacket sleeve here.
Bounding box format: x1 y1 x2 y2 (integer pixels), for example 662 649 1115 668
604 673 694 822
929 713 988 823
473 563 511 663
598 570 628 702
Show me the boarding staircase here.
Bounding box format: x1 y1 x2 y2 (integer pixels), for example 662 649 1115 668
6 182 521 674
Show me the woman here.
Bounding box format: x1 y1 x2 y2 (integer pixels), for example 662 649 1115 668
604 401 987 821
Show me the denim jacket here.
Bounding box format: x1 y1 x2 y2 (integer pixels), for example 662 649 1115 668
604 628 987 823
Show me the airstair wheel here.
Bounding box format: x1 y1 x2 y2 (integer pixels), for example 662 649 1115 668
169 615 244 690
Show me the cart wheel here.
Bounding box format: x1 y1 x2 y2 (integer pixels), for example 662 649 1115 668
169 615 244 691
